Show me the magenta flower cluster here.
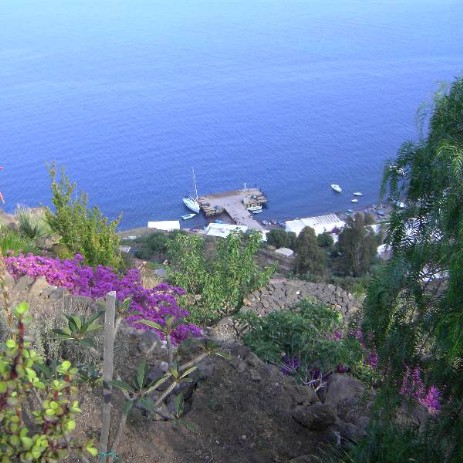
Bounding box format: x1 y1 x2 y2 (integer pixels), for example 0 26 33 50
400 365 441 415
5 253 202 343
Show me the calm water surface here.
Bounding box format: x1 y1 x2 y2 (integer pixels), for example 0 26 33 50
1 0 462 229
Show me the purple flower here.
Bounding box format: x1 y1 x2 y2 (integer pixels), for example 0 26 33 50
280 355 300 375
5 253 202 343
419 385 441 415
400 365 442 415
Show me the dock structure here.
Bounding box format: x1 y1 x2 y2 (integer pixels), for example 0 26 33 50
198 187 268 231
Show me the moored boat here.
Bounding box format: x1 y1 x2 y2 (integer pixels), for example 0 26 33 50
182 168 200 213
181 213 197 220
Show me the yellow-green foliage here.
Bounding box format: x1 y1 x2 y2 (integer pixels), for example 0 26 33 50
0 302 97 462
45 164 124 271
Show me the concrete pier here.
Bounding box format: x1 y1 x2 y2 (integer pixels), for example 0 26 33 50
198 187 268 231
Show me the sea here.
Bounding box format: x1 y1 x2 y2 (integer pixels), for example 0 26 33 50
1 0 462 230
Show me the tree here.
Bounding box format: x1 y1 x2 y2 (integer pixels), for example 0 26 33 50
355 77 463 461
266 229 296 249
293 226 325 276
335 213 377 277
317 231 334 248
167 231 274 324
45 165 124 271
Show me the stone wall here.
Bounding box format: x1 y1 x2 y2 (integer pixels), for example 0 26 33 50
241 278 361 318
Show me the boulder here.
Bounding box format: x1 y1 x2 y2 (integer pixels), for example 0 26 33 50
292 403 336 430
324 373 364 407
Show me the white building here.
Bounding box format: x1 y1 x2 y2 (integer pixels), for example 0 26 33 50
204 223 248 238
285 213 346 237
147 220 181 231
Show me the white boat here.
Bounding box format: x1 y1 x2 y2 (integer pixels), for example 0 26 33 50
181 213 197 220
351 199 359 203
331 184 342 193
353 192 363 196
182 168 200 213
247 205 263 212
251 208 263 214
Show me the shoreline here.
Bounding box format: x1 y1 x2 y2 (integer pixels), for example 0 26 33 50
117 201 392 239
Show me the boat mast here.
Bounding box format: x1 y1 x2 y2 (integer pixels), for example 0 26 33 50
192 168 199 200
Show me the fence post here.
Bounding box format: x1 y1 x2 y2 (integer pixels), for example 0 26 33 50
99 291 116 463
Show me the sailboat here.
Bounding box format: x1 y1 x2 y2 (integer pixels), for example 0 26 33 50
182 168 200 213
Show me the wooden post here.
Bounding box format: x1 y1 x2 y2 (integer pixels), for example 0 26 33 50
99 291 116 463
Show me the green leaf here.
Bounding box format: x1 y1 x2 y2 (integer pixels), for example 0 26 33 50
137 396 155 412
134 360 147 390
138 319 164 332
111 379 133 392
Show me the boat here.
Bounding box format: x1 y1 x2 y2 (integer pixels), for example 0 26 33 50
251 208 263 214
331 184 342 193
181 213 197 220
247 205 263 212
351 199 359 203
353 192 363 196
182 168 200 213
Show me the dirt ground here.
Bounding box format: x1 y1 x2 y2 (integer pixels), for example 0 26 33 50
76 341 330 463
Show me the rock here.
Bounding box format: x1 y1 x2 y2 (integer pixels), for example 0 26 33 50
284 384 319 406
2 272 15 293
333 419 366 442
292 403 336 430
138 330 162 354
28 276 50 298
324 374 364 407
14 275 34 293
289 455 319 463
195 358 215 380
250 369 262 382
234 359 247 373
208 317 238 342
245 352 263 368
48 287 65 301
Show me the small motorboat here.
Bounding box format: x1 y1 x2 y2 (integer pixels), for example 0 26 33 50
181 213 197 220
331 184 342 193
351 199 359 203
353 192 363 196
247 205 263 212
251 208 263 214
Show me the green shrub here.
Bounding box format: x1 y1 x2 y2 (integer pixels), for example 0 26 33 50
16 206 52 243
167 231 274 325
0 225 37 255
266 229 296 250
238 298 372 385
0 302 96 462
317 232 334 248
45 164 124 271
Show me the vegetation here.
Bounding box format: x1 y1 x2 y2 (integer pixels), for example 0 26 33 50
128 230 186 262
0 225 38 256
334 213 378 277
239 298 375 386
45 165 124 271
0 302 96 462
350 77 463 461
167 231 274 325
266 228 297 249
293 226 326 277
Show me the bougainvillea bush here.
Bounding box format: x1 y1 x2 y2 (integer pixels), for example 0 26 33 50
5 253 201 343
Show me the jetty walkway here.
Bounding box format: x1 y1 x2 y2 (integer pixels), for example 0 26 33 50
198 187 268 231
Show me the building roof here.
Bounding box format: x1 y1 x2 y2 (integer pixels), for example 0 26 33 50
285 213 345 236
205 223 248 238
147 220 180 231
275 247 294 257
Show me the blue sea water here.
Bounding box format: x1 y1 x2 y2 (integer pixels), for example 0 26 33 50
1 0 462 229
